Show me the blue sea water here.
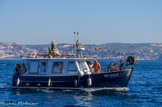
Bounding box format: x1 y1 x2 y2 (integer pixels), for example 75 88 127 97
0 59 162 107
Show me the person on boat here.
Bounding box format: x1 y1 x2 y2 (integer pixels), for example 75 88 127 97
92 60 101 73
21 64 27 74
14 64 21 76
89 61 94 73
114 63 119 71
119 59 124 70
14 64 19 74
40 63 46 73
51 40 60 55
47 47 51 54
107 62 114 72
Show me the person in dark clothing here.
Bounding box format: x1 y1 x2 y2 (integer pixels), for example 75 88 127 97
119 59 124 70
14 64 21 76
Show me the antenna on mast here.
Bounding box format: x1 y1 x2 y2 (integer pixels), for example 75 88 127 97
77 32 79 41
74 32 76 43
76 32 79 58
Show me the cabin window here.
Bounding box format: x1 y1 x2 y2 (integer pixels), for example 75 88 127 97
52 62 63 73
29 61 39 73
38 62 47 74
68 62 77 71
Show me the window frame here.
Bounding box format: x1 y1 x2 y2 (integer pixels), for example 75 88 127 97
67 62 77 72
29 61 39 74
52 62 63 73
38 61 48 74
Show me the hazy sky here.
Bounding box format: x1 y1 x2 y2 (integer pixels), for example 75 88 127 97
0 0 162 44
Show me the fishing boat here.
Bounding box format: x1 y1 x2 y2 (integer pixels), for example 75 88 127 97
12 32 136 90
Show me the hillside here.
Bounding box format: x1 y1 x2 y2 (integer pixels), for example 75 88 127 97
0 42 162 60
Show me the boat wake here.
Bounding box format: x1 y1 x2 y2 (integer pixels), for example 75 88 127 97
82 87 129 92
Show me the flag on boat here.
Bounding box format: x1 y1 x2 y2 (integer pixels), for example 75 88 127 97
80 44 85 47
95 47 98 50
99 48 102 51
122 53 126 57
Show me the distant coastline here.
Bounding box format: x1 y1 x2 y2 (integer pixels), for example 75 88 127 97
0 42 162 60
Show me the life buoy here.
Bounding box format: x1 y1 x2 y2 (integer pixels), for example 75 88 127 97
126 56 136 66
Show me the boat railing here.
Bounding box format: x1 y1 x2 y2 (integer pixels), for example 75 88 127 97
26 53 90 59
101 68 133 74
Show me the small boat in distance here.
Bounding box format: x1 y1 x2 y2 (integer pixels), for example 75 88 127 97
12 32 136 90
